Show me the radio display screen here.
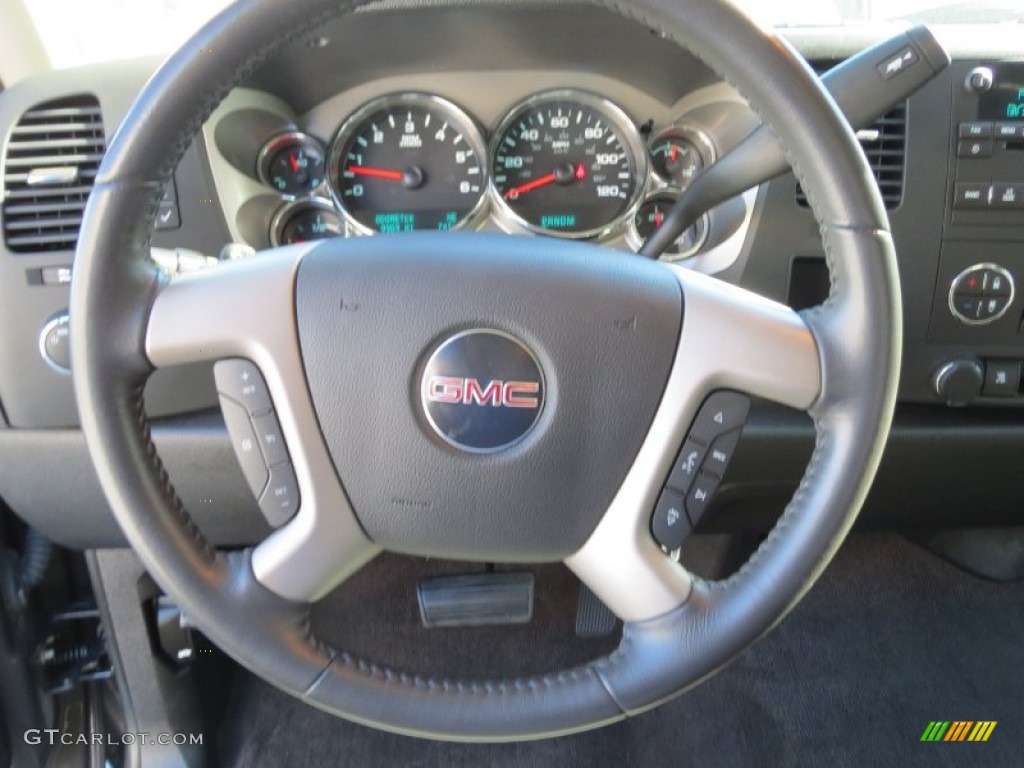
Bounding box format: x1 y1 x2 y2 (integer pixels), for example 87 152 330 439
979 63 1024 120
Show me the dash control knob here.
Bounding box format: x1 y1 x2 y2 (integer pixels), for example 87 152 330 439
39 311 71 373
934 359 983 406
965 66 994 93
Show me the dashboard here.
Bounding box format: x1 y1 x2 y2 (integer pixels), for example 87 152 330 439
205 71 756 270
1 3 1024 550
230 85 727 252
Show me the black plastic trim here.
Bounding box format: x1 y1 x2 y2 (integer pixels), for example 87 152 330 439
2 404 1020 550
0 411 269 549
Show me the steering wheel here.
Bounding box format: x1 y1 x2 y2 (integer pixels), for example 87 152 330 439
71 0 900 741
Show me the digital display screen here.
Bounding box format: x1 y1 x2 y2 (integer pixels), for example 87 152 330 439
979 63 1024 120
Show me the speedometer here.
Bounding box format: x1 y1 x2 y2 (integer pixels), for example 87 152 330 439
328 93 488 234
490 91 646 238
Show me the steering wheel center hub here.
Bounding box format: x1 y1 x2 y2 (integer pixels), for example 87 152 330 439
292 232 681 560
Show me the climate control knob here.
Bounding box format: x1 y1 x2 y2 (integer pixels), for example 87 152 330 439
933 359 984 406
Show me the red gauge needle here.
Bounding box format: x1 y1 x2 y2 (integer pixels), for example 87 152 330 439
670 144 678 162
504 172 557 199
347 165 404 181
504 164 586 199
654 209 664 227
288 153 300 173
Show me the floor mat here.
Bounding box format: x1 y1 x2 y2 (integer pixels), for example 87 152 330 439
218 534 1024 767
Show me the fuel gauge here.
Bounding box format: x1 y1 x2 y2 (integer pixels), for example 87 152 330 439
648 127 714 188
258 132 326 196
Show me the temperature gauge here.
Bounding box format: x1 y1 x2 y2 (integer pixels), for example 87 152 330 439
271 199 343 246
628 193 708 260
648 127 714 188
258 132 326 197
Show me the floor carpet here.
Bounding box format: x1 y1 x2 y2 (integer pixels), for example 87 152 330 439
218 533 1024 767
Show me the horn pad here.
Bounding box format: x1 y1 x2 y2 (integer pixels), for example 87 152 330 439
295 232 682 560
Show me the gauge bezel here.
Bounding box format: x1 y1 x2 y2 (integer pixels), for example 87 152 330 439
256 131 327 199
625 190 709 261
647 124 716 189
326 92 490 236
488 89 648 240
269 197 343 247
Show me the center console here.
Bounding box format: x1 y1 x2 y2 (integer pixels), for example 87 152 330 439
929 60 1024 406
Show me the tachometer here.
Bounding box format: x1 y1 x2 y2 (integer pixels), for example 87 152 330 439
490 91 646 238
328 93 488 234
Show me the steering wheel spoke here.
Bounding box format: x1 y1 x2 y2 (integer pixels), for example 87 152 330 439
146 245 379 602
567 266 822 622
672 265 822 412
146 245 306 368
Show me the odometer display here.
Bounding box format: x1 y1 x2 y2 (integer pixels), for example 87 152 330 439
491 91 645 238
328 94 488 234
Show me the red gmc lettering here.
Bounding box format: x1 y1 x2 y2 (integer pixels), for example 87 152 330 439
427 376 464 404
426 377 540 408
502 381 540 408
464 379 503 406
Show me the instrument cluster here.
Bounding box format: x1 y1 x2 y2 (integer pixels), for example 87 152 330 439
256 89 715 259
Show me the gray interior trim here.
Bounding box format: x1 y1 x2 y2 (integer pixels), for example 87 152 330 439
565 264 821 622
0 0 50 87
0 410 270 549
144 245 380 601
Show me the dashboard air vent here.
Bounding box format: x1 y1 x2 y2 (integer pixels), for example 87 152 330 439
2 95 106 253
797 101 907 210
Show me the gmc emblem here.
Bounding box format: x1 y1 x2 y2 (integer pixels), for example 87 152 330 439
426 376 540 409
420 329 545 453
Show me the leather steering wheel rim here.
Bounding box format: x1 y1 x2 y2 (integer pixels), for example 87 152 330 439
71 0 900 741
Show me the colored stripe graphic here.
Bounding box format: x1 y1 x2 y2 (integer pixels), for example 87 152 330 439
921 722 950 741
945 721 971 741
921 721 996 742
970 722 997 742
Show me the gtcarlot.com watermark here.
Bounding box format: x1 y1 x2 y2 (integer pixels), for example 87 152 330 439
25 729 203 747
